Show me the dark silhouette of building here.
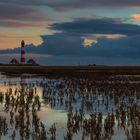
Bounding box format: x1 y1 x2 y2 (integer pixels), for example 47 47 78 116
10 58 19 65
27 59 39 65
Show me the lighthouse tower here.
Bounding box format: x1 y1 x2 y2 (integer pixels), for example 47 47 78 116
20 40 26 64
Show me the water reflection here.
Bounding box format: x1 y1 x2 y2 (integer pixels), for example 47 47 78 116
0 74 140 140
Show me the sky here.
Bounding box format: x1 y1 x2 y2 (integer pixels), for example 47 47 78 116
1 0 140 65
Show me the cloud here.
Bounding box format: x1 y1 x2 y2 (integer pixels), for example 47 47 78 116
1 0 140 11
0 21 47 28
95 34 126 39
49 18 140 36
0 3 46 21
130 14 140 22
1 33 140 59
39 34 140 58
0 3 49 28
84 35 140 58
83 37 97 47
45 0 140 11
1 17 140 62
0 33 84 55
82 34 125 47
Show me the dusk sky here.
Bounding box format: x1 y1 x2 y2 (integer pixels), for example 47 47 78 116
1 0 140 65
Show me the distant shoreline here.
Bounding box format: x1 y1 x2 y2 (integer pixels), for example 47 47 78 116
0 65 140 75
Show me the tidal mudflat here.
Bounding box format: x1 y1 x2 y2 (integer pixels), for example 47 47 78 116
0 73 140 140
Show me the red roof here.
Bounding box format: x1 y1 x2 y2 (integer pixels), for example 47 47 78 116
10 58 19 64
27 59 38 65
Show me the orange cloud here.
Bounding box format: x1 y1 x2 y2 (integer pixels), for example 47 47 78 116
83 34 125 48
130 14 140 21
83 38 97 47
95 34 126 39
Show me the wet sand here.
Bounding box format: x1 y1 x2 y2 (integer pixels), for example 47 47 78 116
0 73 140 140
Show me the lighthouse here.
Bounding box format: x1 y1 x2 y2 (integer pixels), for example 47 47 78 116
20 40 26 64
9 40 39 65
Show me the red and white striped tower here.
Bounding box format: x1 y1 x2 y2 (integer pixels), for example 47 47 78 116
20 40 26 64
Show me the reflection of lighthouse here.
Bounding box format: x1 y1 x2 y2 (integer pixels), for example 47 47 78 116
20 40 26 64
20 74 26 93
